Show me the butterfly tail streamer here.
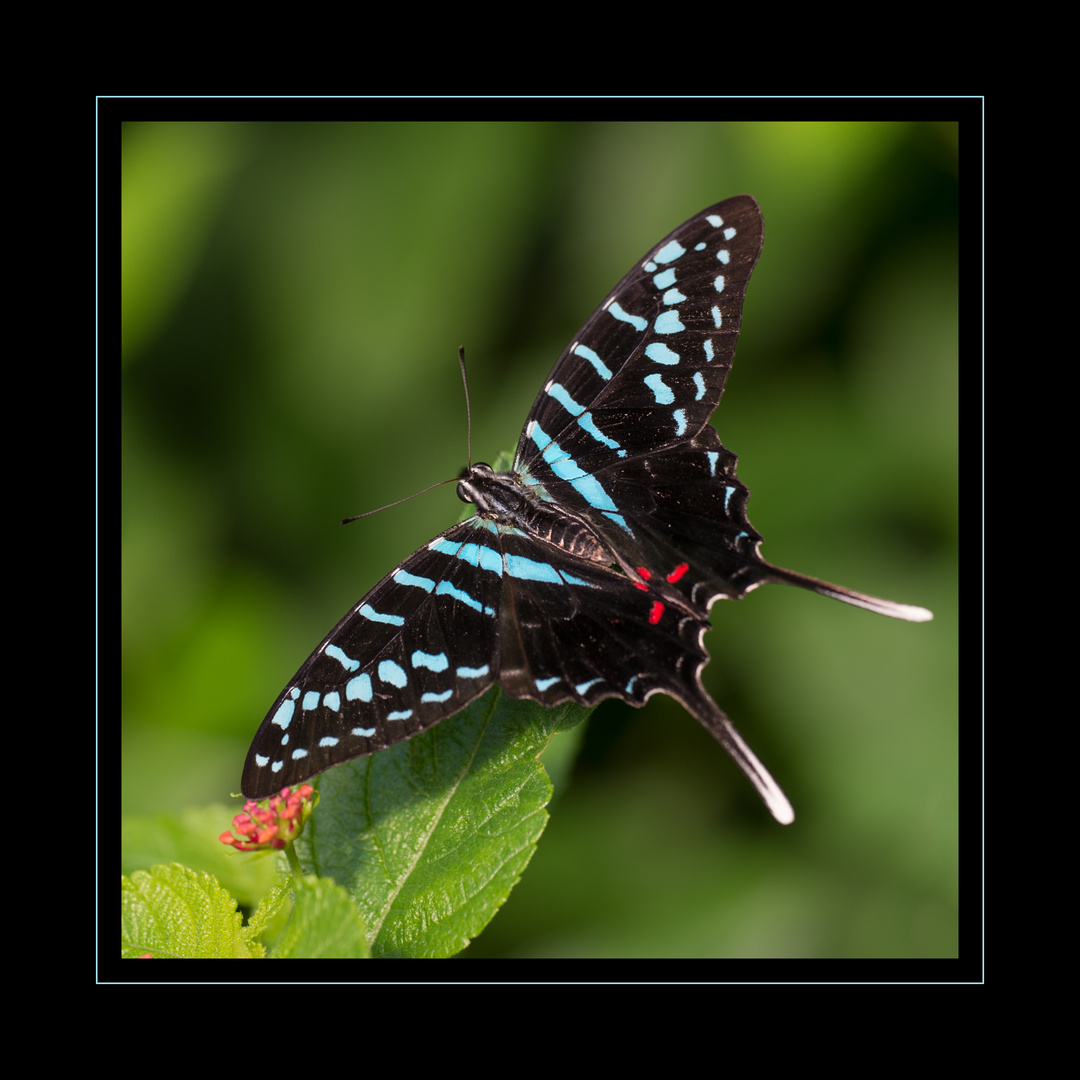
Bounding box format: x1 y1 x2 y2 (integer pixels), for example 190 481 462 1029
679 686 795 825
759 563 933 623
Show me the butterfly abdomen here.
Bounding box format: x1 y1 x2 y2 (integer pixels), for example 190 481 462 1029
459 461 613 564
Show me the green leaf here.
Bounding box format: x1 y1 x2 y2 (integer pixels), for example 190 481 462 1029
299 687 589 958
120 692 586 959
121 863 263 958
268 876 370 958
122 804 279 911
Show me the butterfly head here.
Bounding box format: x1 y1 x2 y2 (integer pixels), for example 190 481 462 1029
457 461 495 506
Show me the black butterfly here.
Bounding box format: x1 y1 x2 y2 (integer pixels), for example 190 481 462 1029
243 195 931 822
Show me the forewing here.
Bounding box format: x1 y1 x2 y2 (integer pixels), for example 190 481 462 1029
242 520 503 798
515 195 763 484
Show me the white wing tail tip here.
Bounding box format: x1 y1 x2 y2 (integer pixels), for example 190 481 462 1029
765 788 796 826
720 715 796 824
747 772 795 825
817 586 934 623
765 567 934 623
890 602 934 623
816 587 928 622
846 594 934 622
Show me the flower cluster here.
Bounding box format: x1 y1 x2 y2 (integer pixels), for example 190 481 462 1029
220 785 316 852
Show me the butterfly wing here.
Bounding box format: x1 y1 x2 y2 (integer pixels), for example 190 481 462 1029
490 517 795 825
499 194 925 821
242 520 504 798
513 194 929 622
515 195 762 475
506 199 762 626
511 197 765 604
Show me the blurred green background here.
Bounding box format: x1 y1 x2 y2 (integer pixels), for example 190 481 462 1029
121 120 958 958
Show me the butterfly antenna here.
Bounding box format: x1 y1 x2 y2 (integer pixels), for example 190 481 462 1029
458 345 472 467
340 476 459 524
342 348 475 526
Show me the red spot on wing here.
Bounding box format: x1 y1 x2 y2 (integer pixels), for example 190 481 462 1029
648 600 664 624
667 562 690 583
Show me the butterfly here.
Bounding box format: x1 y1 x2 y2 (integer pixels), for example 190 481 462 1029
242 195 932 823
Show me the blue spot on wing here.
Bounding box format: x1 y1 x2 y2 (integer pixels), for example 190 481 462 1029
421 689 453 703
573 344 612 380
558 569 595 587
655 310 686 334
272 694 297 730
653 239 686 264
378 660 407 687
607 301 647 332
326 645 359 671
435 579 495 616
456 664 489 678
361 603 405 626
644 373 674 404
412 650 449 672
577 412 625 456
429 538 461 557
505 554 562 582
393 570 435 593
548 382 584 416
646 342 680 365
547 382 625 456
346 673 372 701
476 545 503 575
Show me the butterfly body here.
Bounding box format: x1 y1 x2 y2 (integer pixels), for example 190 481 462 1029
243 196 931 821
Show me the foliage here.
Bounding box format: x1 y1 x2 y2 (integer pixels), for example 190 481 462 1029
122 691 588 959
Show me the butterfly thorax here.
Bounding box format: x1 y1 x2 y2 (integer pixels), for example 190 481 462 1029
457 461 611 564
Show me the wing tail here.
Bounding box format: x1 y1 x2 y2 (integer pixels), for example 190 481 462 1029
678 686 795 825
760 562 933 622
